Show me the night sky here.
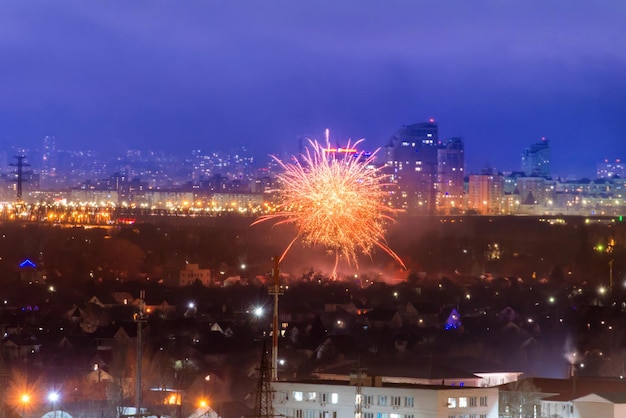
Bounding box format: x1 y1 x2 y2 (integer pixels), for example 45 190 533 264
1 1 625 178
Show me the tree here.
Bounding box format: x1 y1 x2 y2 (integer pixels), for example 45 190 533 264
499 379 542 418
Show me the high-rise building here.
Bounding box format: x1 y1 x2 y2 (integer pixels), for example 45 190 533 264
468 169 505 214
521 138 550 178
597 159 625 179
385 120 439 214
41 135 57 188
437 137 465 213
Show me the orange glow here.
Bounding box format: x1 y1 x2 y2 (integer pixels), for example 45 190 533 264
253 138 404 276
166 394 181 405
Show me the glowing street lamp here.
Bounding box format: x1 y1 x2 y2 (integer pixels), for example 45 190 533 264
20 393 30 417
48 391 60 403
48 391 61 418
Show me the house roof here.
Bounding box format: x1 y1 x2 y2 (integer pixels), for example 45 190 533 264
501 377 626 402
316 356 479 381
586 392 626 403
365 308 399 321
408 301 441 314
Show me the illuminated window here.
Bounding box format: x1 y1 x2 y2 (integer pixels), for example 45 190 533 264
307 392 316 401
459 397 468 407
293 391 303 402
331 393 338 404
448 398 457 408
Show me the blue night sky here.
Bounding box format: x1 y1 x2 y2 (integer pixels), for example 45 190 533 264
1 1 625 178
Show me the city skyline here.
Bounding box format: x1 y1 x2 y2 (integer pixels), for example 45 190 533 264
0 129 621 183
1 1 625 178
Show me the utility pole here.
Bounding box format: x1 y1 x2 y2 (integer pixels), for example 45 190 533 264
354 368 364 418
135 290 146 418
609 259 615 290
268 256 283 381
10 156 30 202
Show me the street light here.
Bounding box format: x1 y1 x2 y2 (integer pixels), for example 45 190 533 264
48 391 60 403
20 393 30 417
48 391 60 418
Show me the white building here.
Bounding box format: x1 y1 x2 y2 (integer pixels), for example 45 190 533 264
501 377 626 418
69 189 119 205
311 359 521 389
273 375 499 418
573 393 626 418
179 263 212 286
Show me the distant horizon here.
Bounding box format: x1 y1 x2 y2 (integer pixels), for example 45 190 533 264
1 1 625 179
0 130 622 181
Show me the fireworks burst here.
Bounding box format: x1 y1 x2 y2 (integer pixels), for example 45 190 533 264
253 137 405 274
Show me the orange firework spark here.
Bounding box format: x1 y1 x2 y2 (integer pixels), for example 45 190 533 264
253 138 405 273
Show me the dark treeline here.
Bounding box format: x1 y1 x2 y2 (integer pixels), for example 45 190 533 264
0 215 623 287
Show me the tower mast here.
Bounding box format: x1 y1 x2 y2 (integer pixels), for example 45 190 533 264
10 155 30 202
135 290 146 417
254 341 274 418
268 256 283 381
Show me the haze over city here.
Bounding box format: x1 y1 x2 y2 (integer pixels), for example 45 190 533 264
2 3 626 418
1 1 625 178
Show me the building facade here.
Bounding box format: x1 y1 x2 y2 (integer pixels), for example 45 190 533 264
521 138 551 178
385 121 465 215
179 263 211 286
436 137 465 214
468 170 505 214
273 378 499 418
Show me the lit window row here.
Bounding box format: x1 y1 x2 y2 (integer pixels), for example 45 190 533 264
447 396 487 408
